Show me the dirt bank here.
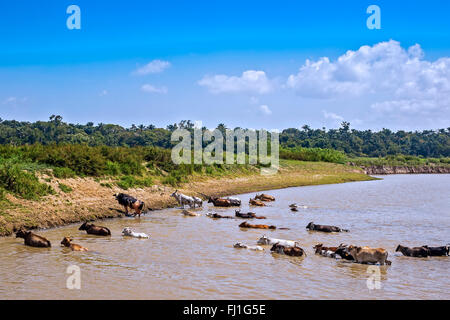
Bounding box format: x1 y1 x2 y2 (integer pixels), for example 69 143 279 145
0 161 373 236
356 165 450 175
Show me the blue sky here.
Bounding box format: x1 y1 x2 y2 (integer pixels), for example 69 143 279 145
1 0 449 130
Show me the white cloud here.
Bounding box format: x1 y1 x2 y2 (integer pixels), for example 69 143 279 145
141 84 168 94
3 96 27 106
198 70 273 94
323 110 344 121
134 60 171 75
287 40 450 123
259 104 272 115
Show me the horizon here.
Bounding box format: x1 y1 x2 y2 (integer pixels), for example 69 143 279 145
1 1 449 131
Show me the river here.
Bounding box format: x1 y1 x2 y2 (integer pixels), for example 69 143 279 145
0 174 449 299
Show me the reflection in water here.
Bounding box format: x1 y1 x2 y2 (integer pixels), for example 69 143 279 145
0 174 449 299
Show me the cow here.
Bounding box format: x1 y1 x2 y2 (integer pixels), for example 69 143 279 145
114 193 145 217
395 244 430 257
208 197 231 207
15 229 51 248
306 222 349 233
257 235 299 247
78 222 111 236
60 237 88 251
224 197 242 206
255 193 275 201
239 221 276 229
271 243 306 257
233 242 264 251
122 227 149 239
182 209 200 217
235 210 266 219
171 190 200 208
347 245 391 265
206 212 234 219
313 243 339 258
422 245 449 256
249 198 266 206
334 244 355 261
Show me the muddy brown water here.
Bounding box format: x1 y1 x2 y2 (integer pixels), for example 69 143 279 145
0 174 449 299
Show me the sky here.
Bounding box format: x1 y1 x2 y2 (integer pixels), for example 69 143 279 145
0 0 449 131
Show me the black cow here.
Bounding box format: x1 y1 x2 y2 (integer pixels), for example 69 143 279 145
422 245 449 256
395 245 429 257
306 222 349 233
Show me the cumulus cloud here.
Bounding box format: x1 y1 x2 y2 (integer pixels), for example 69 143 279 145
141 84 168 94
259 104 272 115
198 70 273 94
134 60 171 75
286 40 450 121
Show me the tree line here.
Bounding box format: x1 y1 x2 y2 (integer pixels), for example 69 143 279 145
0 117 448 158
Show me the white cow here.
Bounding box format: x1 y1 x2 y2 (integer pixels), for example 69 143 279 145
257 235 299 247
171 190 202 208
122 227 149 239
233 242 264 251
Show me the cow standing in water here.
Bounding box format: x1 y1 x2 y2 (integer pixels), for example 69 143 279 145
114 193 146 217
171 190 202 208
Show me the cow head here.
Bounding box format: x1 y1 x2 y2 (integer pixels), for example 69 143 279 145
257 235 269 245
306 222 314 230
313 243 323 252
15 229 29 238
395 245 402 252
61 237 72 247
78 222 91 231
122 227 132 236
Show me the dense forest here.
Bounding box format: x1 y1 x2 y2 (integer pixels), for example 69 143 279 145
0 116 449 158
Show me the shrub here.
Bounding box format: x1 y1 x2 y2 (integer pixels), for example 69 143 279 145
58 183 73 193
0 163 54 200
116 175 153 190
53 167 76 179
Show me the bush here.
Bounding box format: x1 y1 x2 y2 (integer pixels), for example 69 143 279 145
280 147 347 164
58 183 73 193
53 167 76 179
116 175 153 190
0 163 54 200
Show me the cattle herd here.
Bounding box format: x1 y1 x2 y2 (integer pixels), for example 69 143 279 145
13 191 450 265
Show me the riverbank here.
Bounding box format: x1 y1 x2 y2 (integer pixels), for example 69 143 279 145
0 160 373 236
351 164 450 175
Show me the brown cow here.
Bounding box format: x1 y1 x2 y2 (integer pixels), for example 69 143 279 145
208 197 232 207
79 222 111 236
347 245 391 265
271 243 306 257
239 221 276 229
313 243 339 258
255 193 275 201
249 198 266 206
15 229 51 248
395 244 429 257
61 237 88 251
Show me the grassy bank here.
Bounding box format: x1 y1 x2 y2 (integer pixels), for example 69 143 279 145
0 159 373 236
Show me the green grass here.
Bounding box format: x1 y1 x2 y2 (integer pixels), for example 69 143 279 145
116 175 154 190
0 163 54 200
58 183 73 193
